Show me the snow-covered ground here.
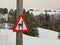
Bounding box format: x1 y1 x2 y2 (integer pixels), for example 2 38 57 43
0 27 60 45
0 23 15 45
23 28 60 45
0 29 16 45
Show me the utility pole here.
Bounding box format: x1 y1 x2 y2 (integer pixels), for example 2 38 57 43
16 0 23 45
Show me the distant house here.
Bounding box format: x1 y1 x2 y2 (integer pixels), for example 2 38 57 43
29 9 34 11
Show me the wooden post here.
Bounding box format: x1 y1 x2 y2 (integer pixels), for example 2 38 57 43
16 0 23 45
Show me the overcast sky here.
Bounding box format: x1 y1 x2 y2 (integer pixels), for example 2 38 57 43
0 0 60 10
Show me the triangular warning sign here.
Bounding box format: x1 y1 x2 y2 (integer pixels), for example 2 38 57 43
13 14 29 32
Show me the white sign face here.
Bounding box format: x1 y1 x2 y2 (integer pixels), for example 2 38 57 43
16 18 27 30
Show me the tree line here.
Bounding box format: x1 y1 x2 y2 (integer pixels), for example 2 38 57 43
0 8 39 37
34 10 60 32
0 8 60 32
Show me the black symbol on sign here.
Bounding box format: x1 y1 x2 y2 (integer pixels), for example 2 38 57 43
18 21 23 29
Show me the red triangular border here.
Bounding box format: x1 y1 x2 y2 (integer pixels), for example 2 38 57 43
13 14 29 32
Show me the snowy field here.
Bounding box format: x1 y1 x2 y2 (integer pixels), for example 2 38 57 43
0 29 16 45
0 28 60 45
23 28 60 45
